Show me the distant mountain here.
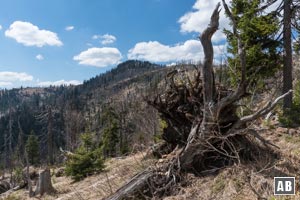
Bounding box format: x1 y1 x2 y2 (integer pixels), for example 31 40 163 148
0 60 173 164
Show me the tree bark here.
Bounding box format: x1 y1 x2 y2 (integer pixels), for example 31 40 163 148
24 150 34 197
185 3 221 145
47 107 54 165
198 3 221 140
200 2 220 104
34 169 54 196
283 0 293 112
179 3 221 169
105 170 152 200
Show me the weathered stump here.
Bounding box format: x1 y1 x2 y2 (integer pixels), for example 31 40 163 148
0 181 10 194
34 168 54 196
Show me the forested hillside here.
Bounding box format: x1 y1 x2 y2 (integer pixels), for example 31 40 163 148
0 60 174 167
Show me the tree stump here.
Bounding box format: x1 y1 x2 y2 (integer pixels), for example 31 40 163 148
34 168 54 196
0 181 10 194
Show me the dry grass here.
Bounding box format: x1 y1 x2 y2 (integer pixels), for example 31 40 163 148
163 127 300 200
2 152 155 200
4 127 300 200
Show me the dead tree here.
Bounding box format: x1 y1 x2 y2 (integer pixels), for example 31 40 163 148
25 150 34 197
34 168 54 196
106 2 292 199
151 0 290 191
47 107 54 165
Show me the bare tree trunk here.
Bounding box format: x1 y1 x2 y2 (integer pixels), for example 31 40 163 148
283 0 293 113
199 4 220 139
34 169 54 196
24 150 33 197
47 107 54 165
200 6 219 104
17 118 24 164
4 132 8 175
180 3 221 169
8 108 13 184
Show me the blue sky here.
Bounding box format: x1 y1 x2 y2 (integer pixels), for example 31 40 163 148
0 0 229 88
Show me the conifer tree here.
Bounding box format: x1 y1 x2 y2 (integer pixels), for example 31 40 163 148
65 132 104 181
224 0 280 87
100 106 119 158
25 131 39 165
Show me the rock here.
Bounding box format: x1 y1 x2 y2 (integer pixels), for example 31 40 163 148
277 127 288 133
22 166 38 180
289 129 297 135
55 168 65 177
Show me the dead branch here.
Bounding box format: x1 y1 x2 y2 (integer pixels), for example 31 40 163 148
200 2 220 103
240 90 293 124
105 169 153 200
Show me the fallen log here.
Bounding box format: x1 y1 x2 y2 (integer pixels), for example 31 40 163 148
0 183 28 198
105 169 153 200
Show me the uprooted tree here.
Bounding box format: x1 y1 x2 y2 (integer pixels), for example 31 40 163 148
106 2 292 199
151 0 291 173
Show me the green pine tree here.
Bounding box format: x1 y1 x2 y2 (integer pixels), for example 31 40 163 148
65 132 104 181
100 106 119 158
25 131 40 165
224 0 280 87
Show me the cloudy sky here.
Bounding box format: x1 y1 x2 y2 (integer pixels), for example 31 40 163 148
0 0 228 88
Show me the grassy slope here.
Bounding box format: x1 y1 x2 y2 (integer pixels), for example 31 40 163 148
3 152 155 200
3 126 300 200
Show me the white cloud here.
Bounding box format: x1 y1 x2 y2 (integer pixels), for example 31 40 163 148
100 34 116 45
37 80 82 87
36 54 44 60
5 21 63 47
65 26 74 31
128 40 226 63
0 71 33 82
178 0 229 43
92 35 99 40
128 40 202 62
166 62 177 67
73 47 122 67
0 25 2 30
92 34 117 45
0 82 12 87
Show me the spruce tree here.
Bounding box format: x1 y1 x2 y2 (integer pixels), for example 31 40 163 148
224 0 280 87
65 132 104 181
100 106 119 158
25 131 39 165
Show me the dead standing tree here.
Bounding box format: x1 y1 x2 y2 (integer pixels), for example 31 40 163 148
106 2 292 199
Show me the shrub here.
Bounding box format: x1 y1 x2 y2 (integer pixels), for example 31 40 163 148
279 80 300 127
65 133 104 181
